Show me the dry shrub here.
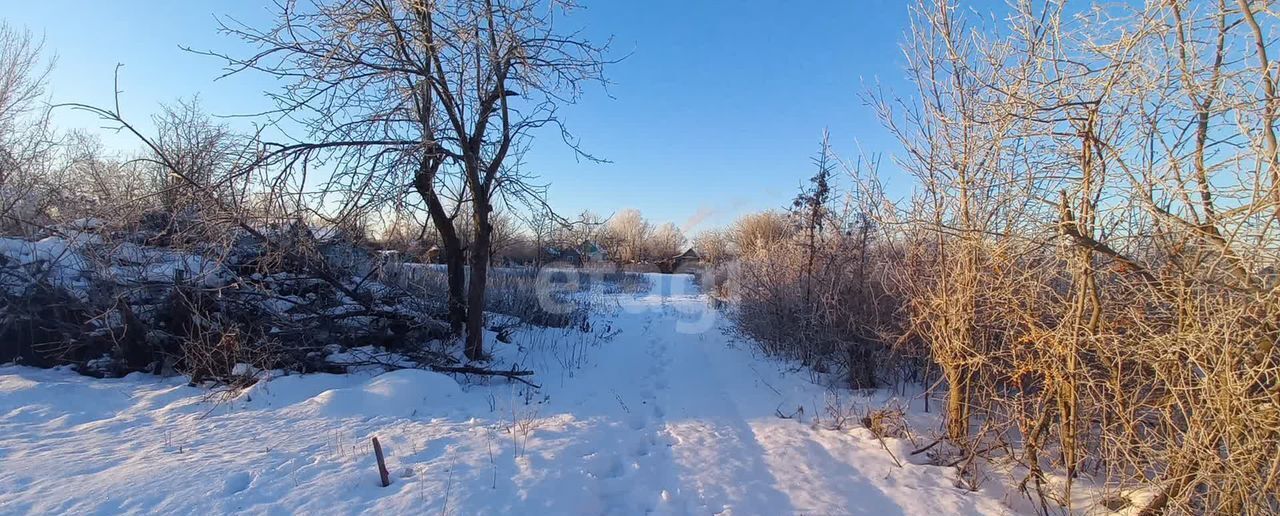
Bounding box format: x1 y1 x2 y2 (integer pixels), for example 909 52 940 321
180 326 281 388
861 403 909 440
858 1 1280 513
729 214 900 389
719 1 1280 513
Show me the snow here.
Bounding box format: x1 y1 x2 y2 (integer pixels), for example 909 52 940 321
0 235 231 298
0 274 1021 515
110 242 232 287
302 369 464 418
0 236 92 288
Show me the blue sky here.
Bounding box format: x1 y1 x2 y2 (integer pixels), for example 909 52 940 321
7 0 935 232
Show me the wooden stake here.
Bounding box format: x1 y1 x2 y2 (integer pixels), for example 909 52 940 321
372 437 390 487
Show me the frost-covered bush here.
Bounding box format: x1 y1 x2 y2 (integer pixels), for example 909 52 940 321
724 210 900 389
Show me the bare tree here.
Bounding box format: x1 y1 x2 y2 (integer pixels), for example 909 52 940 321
601 208 651 263
203 0 465 335
0 22 56 235
413 0 608 358
0 22 50 142
649 222 686 260
692 228 732 265
727 210 792 256
524 205 556 266
208 0 608 359
560 209 605 248
56 132 152 224
147 99 246 216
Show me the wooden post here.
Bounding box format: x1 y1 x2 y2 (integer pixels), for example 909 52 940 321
372 437 390 487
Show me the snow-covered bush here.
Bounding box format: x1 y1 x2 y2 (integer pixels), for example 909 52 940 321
0 217 464 382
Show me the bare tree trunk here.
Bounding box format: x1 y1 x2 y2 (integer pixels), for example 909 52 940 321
945 367 971 443
443 231 467 334
465 196 492 361
414 176 467 334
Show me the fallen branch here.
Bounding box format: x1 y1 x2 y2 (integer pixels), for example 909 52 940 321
775 404 805 420
946 443 1003 468
429 365 541 388
910 438 942 456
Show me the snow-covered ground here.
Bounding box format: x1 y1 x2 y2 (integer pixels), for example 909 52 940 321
0 274 1017 515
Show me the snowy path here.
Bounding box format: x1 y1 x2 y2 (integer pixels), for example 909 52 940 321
0 274 1016 515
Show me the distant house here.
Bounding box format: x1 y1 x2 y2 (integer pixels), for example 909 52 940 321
580 240 608 263
544 240 606 267
655 248 701 274
545 246 582 266
674 248 701 268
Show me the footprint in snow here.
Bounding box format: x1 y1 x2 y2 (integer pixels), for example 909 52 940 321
586 454 626 480
222 471 252 495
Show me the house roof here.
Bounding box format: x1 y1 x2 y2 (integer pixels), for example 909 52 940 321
547 247 580 257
